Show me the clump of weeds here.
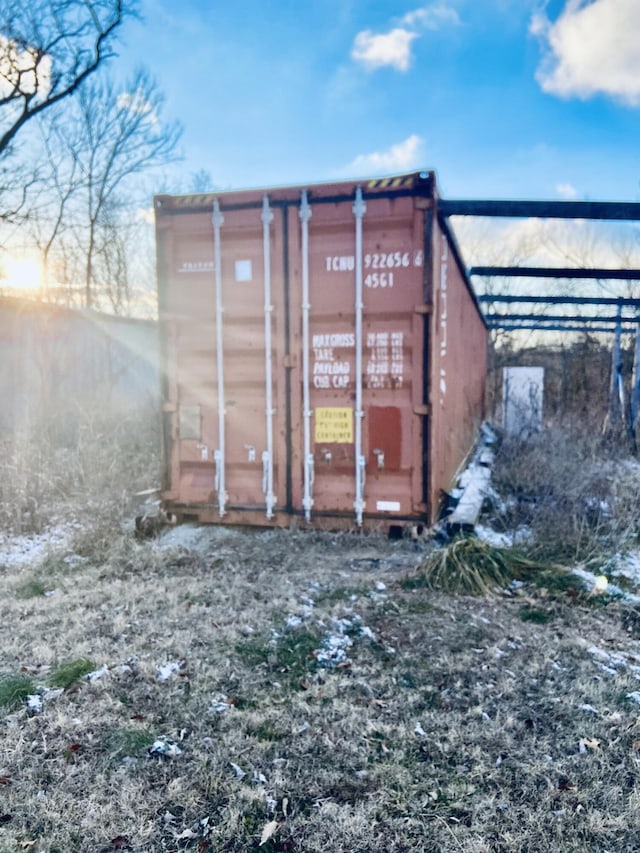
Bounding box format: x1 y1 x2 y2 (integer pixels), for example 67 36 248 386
237 625 323 690
491 427 640 564
49 658 97 689
0 672 35 710
415 535 545 595
105 726 155 759
519 605 556 624
14 577 48 599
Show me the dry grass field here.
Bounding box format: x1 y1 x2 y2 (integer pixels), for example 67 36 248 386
2 523 640 852
2 415 640 851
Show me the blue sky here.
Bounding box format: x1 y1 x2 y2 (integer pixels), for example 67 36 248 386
122 0 640 201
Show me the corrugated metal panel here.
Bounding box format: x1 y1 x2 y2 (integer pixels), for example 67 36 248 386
428 215 488 517
155 172 487 529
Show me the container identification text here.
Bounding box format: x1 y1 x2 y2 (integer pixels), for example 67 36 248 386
312 332 353 389
324 249 423 289
365 331 404 389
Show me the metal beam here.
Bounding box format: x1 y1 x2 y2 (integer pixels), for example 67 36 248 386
469 266 640 280
486 312 639 324
440 199 640 220
478 295 640 307
486 323 629 333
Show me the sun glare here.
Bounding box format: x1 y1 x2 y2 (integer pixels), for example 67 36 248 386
1 256 43 291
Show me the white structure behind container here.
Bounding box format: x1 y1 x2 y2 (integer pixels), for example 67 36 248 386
503 366 544 437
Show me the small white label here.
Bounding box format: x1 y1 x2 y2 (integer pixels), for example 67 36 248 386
178 260 214 274
235 259 252 282
376 500 401 512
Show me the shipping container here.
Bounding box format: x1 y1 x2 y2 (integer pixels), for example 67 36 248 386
154 171 487 531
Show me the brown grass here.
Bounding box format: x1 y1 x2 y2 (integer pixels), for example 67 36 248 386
1 522 640 852
3 410 640 851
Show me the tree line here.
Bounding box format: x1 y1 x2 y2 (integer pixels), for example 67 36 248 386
0 0 181 313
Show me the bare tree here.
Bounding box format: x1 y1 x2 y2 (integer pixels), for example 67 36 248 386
89 201 132 313
77 68 180 308
23 117 83 297
189 168 214 193
0 0 132 156
33 66 181 309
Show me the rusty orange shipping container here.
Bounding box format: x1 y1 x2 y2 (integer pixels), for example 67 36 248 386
154 171 487 531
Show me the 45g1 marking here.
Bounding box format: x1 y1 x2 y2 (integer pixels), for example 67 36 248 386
365 272 394 288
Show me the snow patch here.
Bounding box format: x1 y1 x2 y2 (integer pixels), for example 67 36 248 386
0 522 82 569
588 645 640 677
604 551 640 587
475 524 534 548
211 695 233 714
86 665 110 682
149 737 182 758
156 661 184 681
572 567 640 604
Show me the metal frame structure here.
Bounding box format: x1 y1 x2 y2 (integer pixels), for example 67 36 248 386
437 198 640 335
438 197 640 431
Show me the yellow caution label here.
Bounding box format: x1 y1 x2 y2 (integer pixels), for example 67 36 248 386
315 407 353 444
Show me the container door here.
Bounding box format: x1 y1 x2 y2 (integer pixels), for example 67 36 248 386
208 197 283 517
164 220 219 508
360 195 428 522
294 189 426 525
171 198 278 519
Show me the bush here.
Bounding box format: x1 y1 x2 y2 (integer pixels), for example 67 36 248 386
490 427 640 564
0 402 159 535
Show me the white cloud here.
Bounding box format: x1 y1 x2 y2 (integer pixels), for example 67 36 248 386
343 134 424 176
351 28 418 72
136 206 155 225
118 91 159 126
351 3 459 71
401 4 460 29
556 182 578 198
529 11 547 38
455 215 637 273
532 0 640 105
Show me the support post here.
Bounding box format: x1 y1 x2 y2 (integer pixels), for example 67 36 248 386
630 319 640 447
604 302 625 438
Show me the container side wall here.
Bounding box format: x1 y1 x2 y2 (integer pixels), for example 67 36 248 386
428 219 488 519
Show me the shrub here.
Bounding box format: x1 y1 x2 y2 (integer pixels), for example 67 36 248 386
490 427 640 564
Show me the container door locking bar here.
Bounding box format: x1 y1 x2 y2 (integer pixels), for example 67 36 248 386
261 194 277 518
212 198 228 516
353 186 367 526
300 190 314 521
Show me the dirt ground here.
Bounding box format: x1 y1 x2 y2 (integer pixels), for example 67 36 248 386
2 523 640 852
